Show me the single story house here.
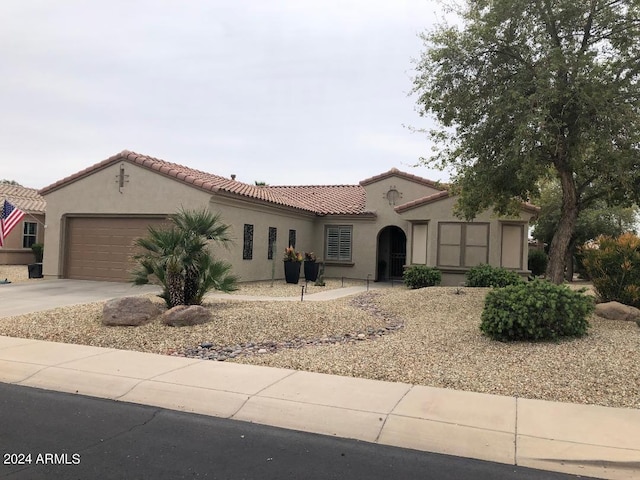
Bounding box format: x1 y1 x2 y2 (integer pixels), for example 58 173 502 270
0 184 46 265
39 150 538 285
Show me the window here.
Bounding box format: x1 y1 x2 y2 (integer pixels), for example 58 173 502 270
243 224 253 260
268 227 277 260
22 222 37 248
325 225 352 262
288 229 296 249
437 222 488 267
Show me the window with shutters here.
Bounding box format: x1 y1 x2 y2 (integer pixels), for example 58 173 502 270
325 225 352 262
437 222 489 267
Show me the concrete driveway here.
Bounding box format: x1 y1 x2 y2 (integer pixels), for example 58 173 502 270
0 280 160 318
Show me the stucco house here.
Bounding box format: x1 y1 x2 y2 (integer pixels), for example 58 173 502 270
0 184 46 265
39 150 538 285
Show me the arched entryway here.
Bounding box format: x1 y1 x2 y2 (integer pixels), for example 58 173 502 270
376 226 407 281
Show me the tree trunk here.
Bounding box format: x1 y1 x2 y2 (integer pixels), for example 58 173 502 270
546 170 580 284
564 241 575 282
167 271 185 308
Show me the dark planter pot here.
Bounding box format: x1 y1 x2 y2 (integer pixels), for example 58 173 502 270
284 261 301 284
28 263 43 279
304 261 319 282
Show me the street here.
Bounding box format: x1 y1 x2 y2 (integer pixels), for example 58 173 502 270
0 383 593 479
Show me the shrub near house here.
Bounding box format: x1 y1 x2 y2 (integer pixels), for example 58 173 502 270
480 280 594 341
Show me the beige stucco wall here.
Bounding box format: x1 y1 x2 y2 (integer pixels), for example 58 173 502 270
42 160 316 282
0 213 46 265
42 162 215 279
400 194 535 277
207 195 315 282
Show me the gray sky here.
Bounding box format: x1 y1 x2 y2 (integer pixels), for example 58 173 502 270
1 0 453 189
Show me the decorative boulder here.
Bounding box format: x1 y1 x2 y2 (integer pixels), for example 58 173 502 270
594 301 640 322
102 297 161 326
160 305 212 327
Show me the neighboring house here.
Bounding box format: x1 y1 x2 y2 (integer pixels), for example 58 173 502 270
39 150 538 284
0 184 46 265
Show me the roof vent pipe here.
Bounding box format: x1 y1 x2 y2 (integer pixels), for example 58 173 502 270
231 174 236 180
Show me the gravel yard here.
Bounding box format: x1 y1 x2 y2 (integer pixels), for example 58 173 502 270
0 265 43 284
0 278 638 410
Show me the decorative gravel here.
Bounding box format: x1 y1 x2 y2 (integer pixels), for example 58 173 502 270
0 265 43 284
0 283 638 410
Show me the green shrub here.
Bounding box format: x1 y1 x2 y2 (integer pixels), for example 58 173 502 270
581 233 640 308
527 249 548 276
403 265 442 289
480 280 594 341
465 264 524 287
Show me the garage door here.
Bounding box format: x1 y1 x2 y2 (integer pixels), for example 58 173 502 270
65 216 168 282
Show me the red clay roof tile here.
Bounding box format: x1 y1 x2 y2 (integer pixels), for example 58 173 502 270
0 184 46 213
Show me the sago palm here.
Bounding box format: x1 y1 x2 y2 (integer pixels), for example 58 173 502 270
131 208 238 308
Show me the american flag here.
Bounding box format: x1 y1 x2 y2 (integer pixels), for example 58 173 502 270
0 200 26 247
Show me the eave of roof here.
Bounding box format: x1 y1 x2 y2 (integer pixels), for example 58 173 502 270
38 150 371 216
359 167 447 190
395 190 541 215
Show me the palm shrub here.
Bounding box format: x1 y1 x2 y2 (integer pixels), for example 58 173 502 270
527 249 548 277
480 279 594 341
580 233 640 308
132 208 238 308
403 265 442 288
465 264 524 287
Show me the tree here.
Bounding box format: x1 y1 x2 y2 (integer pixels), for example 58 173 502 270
413 0 640 283
131 208 238 308
0 179 22 186
532 179 638 279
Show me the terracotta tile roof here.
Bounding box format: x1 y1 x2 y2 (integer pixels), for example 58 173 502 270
0 184 46 213
360 167 447 190
267 185 368 215
39 151 371 216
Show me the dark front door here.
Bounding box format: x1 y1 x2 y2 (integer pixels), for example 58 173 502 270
377 226 407 280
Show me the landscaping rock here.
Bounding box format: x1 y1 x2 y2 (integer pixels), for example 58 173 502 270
160 305 212 327
102 297 160 326
594 301 640 322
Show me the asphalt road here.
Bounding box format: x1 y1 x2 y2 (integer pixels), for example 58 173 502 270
0 383 594 480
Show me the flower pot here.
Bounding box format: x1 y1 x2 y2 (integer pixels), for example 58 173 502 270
284 261 301 284
304 261 319 282
28 263 43 279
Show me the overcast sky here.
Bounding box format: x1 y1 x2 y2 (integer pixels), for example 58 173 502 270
1 0 454 190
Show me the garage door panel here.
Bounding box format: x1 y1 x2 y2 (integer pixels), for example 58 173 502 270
65 217 168 282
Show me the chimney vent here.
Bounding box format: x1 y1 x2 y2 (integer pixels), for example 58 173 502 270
231 174 236 180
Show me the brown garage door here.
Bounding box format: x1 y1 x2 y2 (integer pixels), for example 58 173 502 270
65 216 168 282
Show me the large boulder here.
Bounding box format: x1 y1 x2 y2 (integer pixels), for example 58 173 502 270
160 305 212 327
594 301 640 322
102 297 161 326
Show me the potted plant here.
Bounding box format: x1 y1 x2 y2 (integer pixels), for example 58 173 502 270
283 246 303 284
304 251 320 281
28 243 44 279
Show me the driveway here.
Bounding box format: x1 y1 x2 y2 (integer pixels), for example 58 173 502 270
0 280 159 318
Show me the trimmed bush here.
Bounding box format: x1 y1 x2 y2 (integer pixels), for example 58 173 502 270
581 233 640 308
480 280 594 341
465 264 524 287
527 249 548 276
403 265 442 289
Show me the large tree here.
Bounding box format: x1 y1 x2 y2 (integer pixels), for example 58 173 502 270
413 0 640 283
532 179 638 279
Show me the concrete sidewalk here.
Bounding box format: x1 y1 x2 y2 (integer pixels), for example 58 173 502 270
1 335 638 479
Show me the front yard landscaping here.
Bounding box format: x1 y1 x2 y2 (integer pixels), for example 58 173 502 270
0 280 638 410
